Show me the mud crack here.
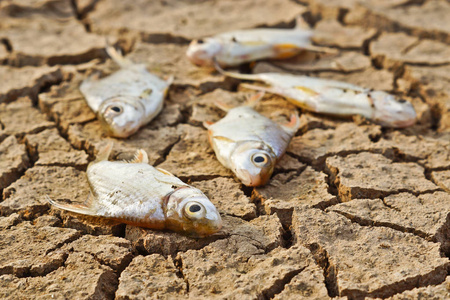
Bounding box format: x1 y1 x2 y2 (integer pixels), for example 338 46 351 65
306 243 339 297
258 267 305 300
173 256 190 294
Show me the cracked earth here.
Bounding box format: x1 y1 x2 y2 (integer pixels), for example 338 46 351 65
0 0 449 299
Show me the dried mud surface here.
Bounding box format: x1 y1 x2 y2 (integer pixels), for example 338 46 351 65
0 0 449 299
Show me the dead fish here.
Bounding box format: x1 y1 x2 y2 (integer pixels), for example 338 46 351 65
216 65 416 128
186 17 335 67
80 46 172 138
48 144 222 237
203 93 300 186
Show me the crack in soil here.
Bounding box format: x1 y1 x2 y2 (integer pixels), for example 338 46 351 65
344 265 448 299
0 38 13 52
259 267 306 300
153 136 181 167
173 256 190 294
306 242 339 297
332 209 434 242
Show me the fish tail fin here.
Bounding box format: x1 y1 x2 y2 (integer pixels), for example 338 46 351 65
105 43 133 68
213 59 260 81
128 149 149 164
46 194 97 216
95 142 113 162
245 91 265 108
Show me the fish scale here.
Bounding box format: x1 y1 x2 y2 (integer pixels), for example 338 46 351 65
48 146 222 237
209 106 292 158
79 47 172 138
205 103 299 186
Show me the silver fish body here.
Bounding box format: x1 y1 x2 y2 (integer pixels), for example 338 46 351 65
48 145 222 237
216 68 417 128
205 105 299 186
80 47 171 138
186 27 316 67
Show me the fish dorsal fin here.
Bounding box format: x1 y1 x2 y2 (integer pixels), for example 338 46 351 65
129 149 149 164
95 142 113 162
156 167 175 176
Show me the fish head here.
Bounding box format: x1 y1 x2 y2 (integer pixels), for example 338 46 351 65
186 38 223 66
370 91 417 128
98 97 145 138
230 141 276 187
164 186 222 237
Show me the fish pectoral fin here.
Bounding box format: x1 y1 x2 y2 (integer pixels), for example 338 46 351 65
156 167 176 177
214 100 234 112
95 142 114 162
213 135 235 143
46 195 97 216
294 86 319 96
281 112 301 133
245 91 265 107
203 121 215 129
240 83 277 95
129 149 149 164
273 44 302 59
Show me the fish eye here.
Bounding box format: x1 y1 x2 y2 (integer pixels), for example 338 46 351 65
184 201 206 220
107 105 123 114
251 153 270 167
197 39 204 44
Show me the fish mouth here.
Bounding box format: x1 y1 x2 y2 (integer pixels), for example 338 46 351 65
235 169 271 187
187 53 213 67
391 118 416 128
99 117 139 138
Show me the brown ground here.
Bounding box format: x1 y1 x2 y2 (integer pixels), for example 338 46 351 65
1 0 450 299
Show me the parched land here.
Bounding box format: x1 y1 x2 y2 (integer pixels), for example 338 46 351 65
0 0 449 299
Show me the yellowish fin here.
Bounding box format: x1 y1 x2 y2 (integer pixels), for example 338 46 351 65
240 40 268 46
212 136 235 143
203 121 215 129
156 167 175 177
273 44 302 59
294 86 319 96
245 91 265 107
95 142 113 162
128 149 149 164
281 112 301 133
46 195 97 216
